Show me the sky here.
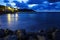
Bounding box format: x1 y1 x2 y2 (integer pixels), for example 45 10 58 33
0 0 38 9
0 0 60 10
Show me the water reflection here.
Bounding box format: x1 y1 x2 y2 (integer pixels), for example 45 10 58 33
7 13 18 24
15 13 18 21
0 12 60 32
7 14 11 24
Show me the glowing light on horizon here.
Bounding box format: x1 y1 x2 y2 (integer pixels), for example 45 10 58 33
8 7 11 9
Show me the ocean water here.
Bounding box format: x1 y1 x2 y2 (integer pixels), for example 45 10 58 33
0 12 60 32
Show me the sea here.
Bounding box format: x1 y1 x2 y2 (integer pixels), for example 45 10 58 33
0 12 60 32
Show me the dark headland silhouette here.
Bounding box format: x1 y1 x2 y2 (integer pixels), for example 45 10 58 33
0 5 35 14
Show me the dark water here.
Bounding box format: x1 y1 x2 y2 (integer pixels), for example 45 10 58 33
0 12 60 32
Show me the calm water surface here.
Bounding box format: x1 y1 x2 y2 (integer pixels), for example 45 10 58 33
0 12 60 32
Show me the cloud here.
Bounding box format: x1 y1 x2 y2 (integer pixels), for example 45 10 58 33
28 0 45 4
9 2 16 6
17 0 29 3
28 4 38 8
6 3 12 7
48 0 60 3
12 6 17 8
1 0 60 10
0 3 6 6
13 1 28 9
31 4 49 10
4 0 9 3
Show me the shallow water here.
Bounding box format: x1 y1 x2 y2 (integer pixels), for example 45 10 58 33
0 12 60 32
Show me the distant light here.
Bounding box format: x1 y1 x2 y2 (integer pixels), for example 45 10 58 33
8 7 11 9
15 9 18 10
28 4 38 8
8 7 14 12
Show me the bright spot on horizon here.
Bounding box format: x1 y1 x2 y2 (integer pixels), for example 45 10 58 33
8 7 11 9
28 4 38 8
17 0 29 3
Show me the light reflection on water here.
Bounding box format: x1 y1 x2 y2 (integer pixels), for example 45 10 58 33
0 12 60 32
7 13 18 25
7 14 11 24
15 13 18 21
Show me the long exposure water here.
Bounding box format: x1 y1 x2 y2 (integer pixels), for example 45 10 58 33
0 12 60 32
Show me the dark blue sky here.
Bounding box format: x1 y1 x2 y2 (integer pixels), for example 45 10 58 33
0 0 44 9
0 0 60 10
